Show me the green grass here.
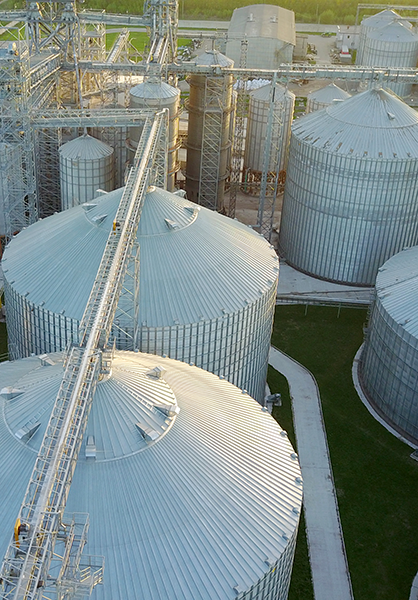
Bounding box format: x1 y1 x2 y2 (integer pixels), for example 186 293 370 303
268 305 418 600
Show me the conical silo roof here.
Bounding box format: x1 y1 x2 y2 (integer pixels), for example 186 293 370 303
250 81 293 102
307 83 351 103
194 49 234 67
0 350 302 600
361 8 410 29
2 187 278 326
367 20 418 42
291 88 418 158
130 79 180 100
59 134 113 160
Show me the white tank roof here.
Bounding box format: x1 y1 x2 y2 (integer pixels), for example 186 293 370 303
194 49 234 67
250 81 294 102
307 83 351 103
130 79 180 100
361 8 410 28
59 134 113 160
367 20 418 42
375 246 418 338
0 350 302 599
2 186 278 326
292 88 418 158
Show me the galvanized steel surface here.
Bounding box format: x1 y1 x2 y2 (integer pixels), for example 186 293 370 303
356 8 411 65
59 134 114 211
306 83 351 114
279 88 418 285
361 246 418 440
244 83 295 173
3 187 279 401
0 351 302 600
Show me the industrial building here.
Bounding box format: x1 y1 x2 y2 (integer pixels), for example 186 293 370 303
225 4 296 69
306 83 351 114
3 185 279 402
0 350 303 600
360 246 418 442
279 88 418 286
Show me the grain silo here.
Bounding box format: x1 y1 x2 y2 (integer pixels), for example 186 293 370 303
244 82 295 187
361 21 418 97
129 78 180 192
306 83 351 114
360 246 418 442
0 350 303 600
3 186 279 402
185 50 234 212
59 134 114 211
279 88 418 286
0 142 23 241
356 9 411 66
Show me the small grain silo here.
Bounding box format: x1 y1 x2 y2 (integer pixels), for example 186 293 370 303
129 78 180 192
361 21 418 97
306 83 351 114
0 350 303 600
279 88 418 285
360 246 418 442
243 82 295 192
59 134 114 211
356 8 411 66
3 186 279 402
185 50 234 212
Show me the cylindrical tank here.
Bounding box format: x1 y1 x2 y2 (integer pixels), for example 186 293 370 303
356 9 411 66
361 22 418 97
244 82 295 176
279 88 418 285
0 142 23 240
0 350 302 600
306 83 351 113
185 50 234 212
360 246 418 442
59 134 114 210
3 186 279 402
129 79 180 192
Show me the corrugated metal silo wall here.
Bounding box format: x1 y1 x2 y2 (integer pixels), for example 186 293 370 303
5 275 278 404
306 99 330 113
361 298 418 440
244 90 295 173
0 144 24 237
279 136 418 285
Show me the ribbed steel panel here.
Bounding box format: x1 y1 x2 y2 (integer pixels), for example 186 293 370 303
0 143 23 237
59 134 114 211
2 187 279 402
129 81 180 192
356 9 411 66
279 88 418 285
0 350 302 600
361 21 418 96
361 246 418 441
244 83 295 173
306 83 351 114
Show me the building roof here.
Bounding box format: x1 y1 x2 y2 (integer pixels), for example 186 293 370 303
307 83 351 103
292 88 418 158
375 246 418 338
2 187 279 326
0 351 302 600
228 4 295 46
59 134 113 159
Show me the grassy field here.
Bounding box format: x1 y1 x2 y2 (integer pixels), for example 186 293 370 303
268 305 418 600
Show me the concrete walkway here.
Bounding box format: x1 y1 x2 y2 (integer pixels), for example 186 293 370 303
269 347 353 600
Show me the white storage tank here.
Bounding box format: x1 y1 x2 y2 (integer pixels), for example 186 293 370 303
244 82 295 176
59 134 114 211
306 83 351 114
129 79 180 192
279 88 418 285
360 246 418 442
185 50 234 212
2 186 279 402
361 21 418 97
356 9 411 66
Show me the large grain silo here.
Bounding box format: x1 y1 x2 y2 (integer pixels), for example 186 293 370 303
244 82 295 187
279 88 418 286
59 134 114 211
306 83 351 114
361 21 418 97
129 79 180 192
3 186 279 402
185 50 234 212
0 142 24 241
0 350 303 600
356 9 411 66
360 246 418 442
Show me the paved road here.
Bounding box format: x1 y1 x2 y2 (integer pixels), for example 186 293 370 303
269 347 354 600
